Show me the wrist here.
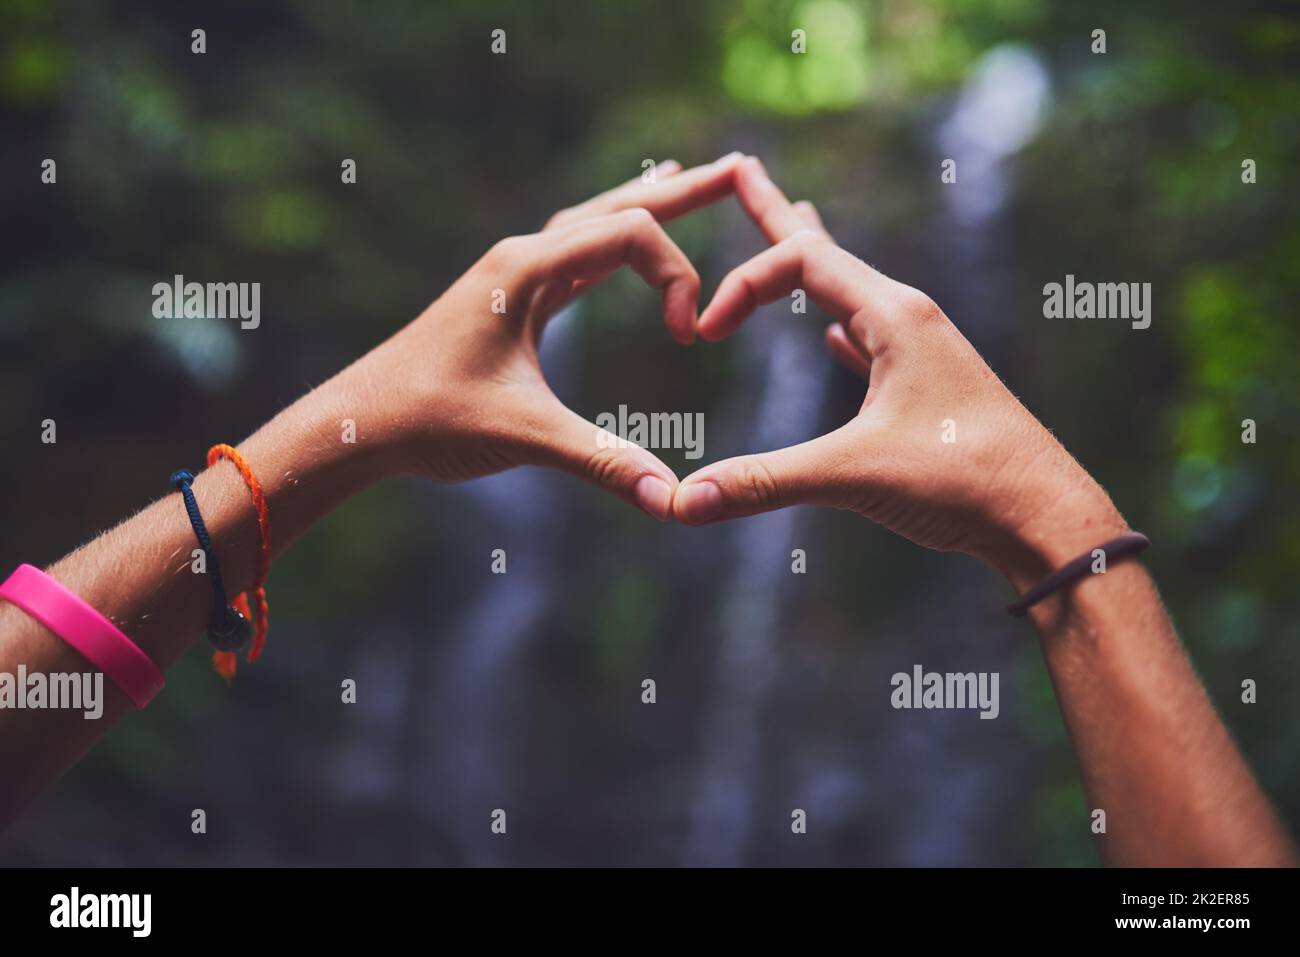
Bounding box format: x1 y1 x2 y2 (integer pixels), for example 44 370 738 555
322 321 460 481
983 471 1129 598
233 374 393 556
10 374 398 693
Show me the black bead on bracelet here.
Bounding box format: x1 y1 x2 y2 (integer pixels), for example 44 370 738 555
1006 531 1150 618
170 469 251 653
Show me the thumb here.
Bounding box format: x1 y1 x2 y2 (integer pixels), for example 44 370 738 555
672 425 858 525
525 401 681 520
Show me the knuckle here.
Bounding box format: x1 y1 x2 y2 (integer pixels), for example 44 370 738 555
486 234 529 266
724 269 756 309
734 456 781 508
583 445 628 488
896 287 943 324
620 205 655 229
544 209 574 230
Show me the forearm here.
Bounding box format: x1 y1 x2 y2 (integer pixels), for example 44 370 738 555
677 158 1295 865
0 159 736 831
999 484 1298 866
0 369 384 827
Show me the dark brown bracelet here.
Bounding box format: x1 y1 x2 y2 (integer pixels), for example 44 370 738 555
1007 531 1150 617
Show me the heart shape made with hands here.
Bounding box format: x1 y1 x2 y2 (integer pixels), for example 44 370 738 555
440 149 1030 560
535 153 881 524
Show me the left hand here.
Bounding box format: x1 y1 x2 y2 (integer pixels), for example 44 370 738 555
335 154 746 519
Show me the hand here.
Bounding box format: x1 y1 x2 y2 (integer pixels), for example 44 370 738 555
673 158 1128 584
335 154 746 520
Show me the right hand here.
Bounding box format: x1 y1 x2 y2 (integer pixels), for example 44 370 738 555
673 158 1129 586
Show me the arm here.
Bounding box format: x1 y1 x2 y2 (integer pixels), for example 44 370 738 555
675 157 1297 866
0 385 379 825
0 155 745 830
1008 519 1293 866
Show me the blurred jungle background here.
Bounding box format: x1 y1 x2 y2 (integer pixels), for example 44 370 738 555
1 0 1297 866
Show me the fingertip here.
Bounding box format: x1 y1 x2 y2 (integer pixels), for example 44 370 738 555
663 280 699 345
711 152 747 187
695 309 730 342
794 199 829 236
658 159 683 176
673 479 724 525
634 474 674 520
825 322 872 379
695 275 749 342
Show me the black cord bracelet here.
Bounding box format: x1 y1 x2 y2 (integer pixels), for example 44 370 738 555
1007 531 1150 618
170 469 251 652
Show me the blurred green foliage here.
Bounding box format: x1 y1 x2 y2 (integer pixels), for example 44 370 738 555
0 0 1296 865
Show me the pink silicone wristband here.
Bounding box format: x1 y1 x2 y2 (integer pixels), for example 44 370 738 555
0 564 165 708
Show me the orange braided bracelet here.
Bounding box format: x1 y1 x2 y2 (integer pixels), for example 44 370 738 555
206 443 272 680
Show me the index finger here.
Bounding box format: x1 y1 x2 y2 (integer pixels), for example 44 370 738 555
535 208 702 344
546 152 746 229
735 156 831 243
697 232 904 349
